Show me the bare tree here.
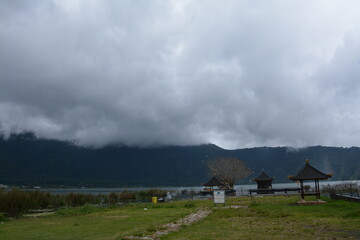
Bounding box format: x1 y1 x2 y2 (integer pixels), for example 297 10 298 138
207 157 251 189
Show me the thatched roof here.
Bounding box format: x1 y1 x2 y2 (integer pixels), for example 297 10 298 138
288 160 332 181
253 170 274 182
202 176 226 186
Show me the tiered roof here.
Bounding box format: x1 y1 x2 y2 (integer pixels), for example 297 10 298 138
289 160 332 181
253 170 274 182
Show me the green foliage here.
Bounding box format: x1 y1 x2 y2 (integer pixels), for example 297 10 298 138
1 133 360 187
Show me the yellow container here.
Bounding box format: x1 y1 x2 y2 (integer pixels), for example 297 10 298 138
152 197 157 204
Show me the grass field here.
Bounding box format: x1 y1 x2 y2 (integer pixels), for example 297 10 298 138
0 201 200 240
165 196 360 240
0 196 359 240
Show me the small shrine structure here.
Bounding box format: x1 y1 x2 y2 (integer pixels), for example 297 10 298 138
201 176 238 196
202 176 227 192
253 170 274 189
288 159 332 201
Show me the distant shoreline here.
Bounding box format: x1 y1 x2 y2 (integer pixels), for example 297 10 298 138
7 179 359 196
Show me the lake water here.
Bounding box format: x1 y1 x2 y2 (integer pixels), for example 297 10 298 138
33 179 360 196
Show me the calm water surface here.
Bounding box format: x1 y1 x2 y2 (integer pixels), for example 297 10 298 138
33 180 360 196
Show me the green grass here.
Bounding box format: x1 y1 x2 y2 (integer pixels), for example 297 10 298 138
0 201 200 240
0 196 360 240
164 196 360 240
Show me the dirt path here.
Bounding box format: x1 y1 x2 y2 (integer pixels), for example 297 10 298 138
122 204 248 240
122 209 212 240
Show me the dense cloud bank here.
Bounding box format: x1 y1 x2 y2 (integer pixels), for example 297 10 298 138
1 0 360 148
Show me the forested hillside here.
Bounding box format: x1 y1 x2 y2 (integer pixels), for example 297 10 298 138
0 133 359 187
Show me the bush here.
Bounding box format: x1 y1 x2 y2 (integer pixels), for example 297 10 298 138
0 189 60 217
27 191 52 209
65 193 94 207
0 189 28 217
119 191 136 202
108 192 119 205
52 194 66 207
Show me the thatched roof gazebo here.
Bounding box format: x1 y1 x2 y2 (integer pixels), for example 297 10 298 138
253 170 274 189
202 176 226 191
288 159 332 201
202 176 236 196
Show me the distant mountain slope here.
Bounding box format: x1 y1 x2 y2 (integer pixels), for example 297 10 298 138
0 133 359 187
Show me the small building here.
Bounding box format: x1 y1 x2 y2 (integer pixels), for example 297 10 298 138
201 176 237 196
202 176 227 192
253 170 274 189
288 159 332 201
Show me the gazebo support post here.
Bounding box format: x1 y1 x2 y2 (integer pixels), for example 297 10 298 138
315 179 320 199
300 180 304 200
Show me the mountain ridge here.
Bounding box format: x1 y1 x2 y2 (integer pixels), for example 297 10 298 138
0 133 359 187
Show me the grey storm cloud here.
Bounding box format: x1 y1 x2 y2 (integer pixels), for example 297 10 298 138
1 0 360 148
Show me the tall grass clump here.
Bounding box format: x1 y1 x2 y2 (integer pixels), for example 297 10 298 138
0 189 54 217
0 189 101 217
0 188 173 218
119 190 136 202
65 192 94 207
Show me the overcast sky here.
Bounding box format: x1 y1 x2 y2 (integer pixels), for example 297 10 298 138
1 0 360 149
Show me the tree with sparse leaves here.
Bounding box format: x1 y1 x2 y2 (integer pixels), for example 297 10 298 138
207 157 251 189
